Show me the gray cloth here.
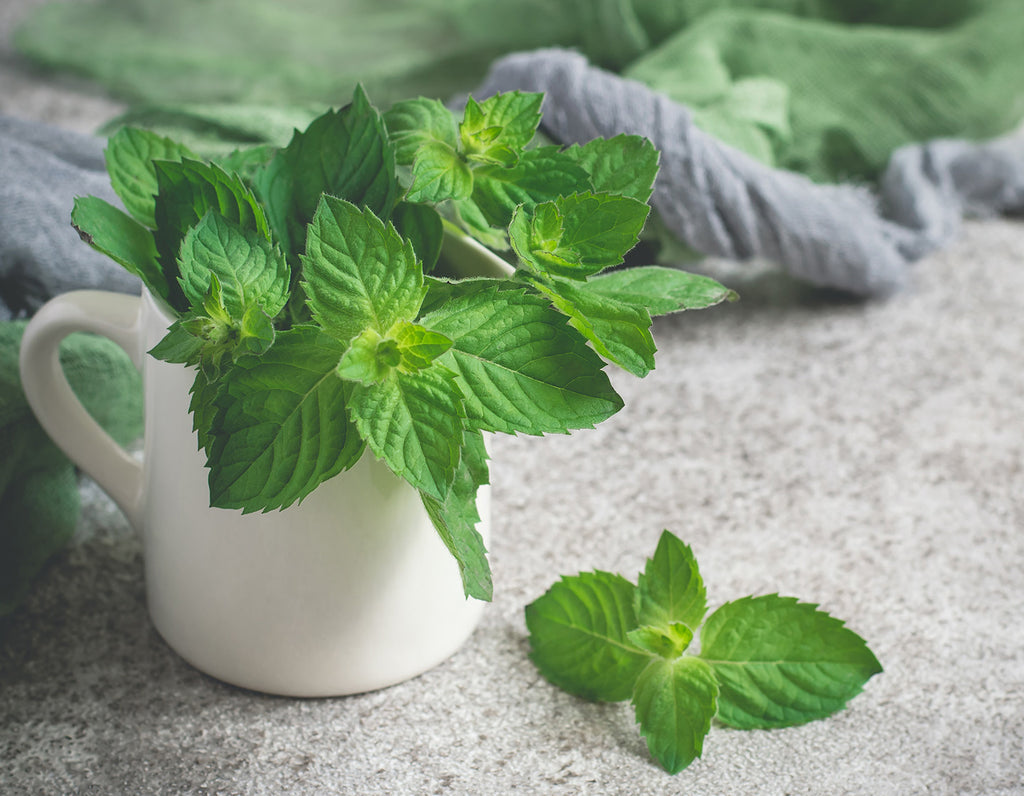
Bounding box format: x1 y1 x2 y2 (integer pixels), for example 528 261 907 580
0 115 139 320
474 49 1024 297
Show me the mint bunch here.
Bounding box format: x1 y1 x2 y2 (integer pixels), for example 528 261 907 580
71 86 735 602
526 531 882 773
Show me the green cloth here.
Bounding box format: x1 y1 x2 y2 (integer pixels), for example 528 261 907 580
13 0 1024 181
0 323 143 616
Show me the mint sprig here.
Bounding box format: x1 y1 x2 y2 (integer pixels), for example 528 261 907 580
71 85 737 604
526 531 883 774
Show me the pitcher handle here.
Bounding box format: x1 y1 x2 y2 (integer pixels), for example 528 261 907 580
19 290 145 530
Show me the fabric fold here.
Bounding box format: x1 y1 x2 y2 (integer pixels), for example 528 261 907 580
474 49 1024 296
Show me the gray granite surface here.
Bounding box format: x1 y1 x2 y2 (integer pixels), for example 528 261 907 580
2 3 1023 794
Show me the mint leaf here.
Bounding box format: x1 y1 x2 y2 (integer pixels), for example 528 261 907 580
302 196 424 342
526 570 651 702
586 266 738 316
392 201 443 273
632 656 719 774
510 193 650 280
459 92 542 165
383 97 458 165
699 595 883 729
153 158 270 310
71 196 167 303
188 369 219 455
421 430 492 601
406 141 473 203
532 276 657 377
206 327 364 512
457 146 590 235
336 329 395 385
421 282 623 435
215 144 277 183
626 623 694 659
237 304 276 356
564 134 660 202
346 366 464 501
177 211 290 318
391 321 453 371
148 320 204 365
634 531 707 633
255 85 398 257
105 126 195 229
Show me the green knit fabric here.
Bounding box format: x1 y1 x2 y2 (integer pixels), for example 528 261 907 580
0 323 143 615
14 0 1024 181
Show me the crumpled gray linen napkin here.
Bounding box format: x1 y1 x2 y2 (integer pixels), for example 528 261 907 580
474 49 1024 297
0 115 139 321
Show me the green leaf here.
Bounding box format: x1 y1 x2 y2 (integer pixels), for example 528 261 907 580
153 157 271 310
457 146 590 234
148 320 204 365
452 197 510 252
406 141 473 203
188 368 219 455
383 97 458 165
206 327 365 512
71 196 167 302
510 193 650 280
421 282 624 435
347 366 464 500
626 623 695 659
634 530 707 633
586 267 738 317
391 321 453 372
533 276 657 377
237 304 276 356
255 85 398 257
302 196 425 342
421 430 492 601
392 201 443 273
459 92 543 165
177 211 290 318
214 144 278 183
631 656 719 774
336 328 394 385
104 126 195 228
699 595 883 729
526 570 651 702
563 134 660 202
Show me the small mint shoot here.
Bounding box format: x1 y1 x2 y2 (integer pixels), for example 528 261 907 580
336 328 394 385
459 92 541 166
390 321 453 372
626 622 694 659
509 193 650 280
526 531 882 774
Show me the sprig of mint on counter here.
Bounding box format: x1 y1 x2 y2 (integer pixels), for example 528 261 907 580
71 86 735 603
526 531 882 774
